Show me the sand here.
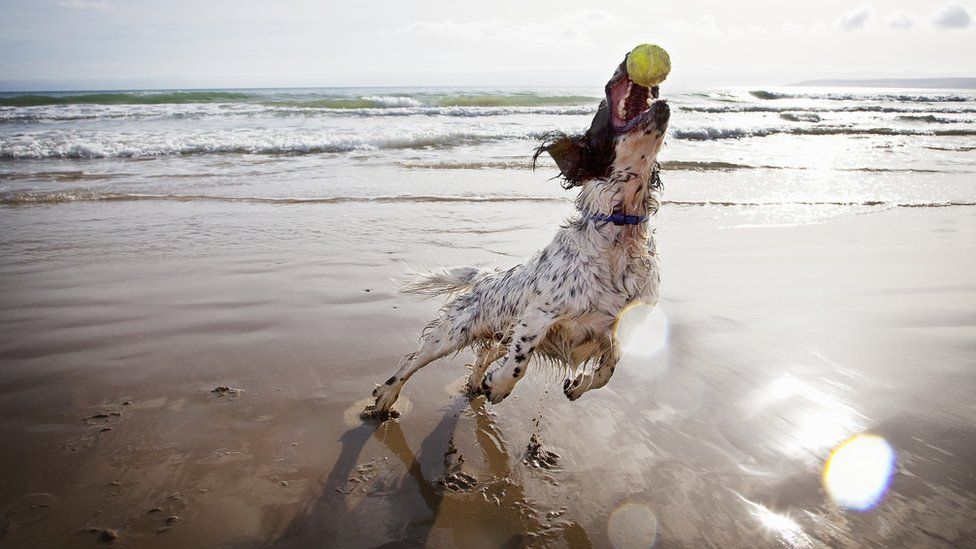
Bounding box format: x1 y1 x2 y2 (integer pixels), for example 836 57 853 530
0 200 974 547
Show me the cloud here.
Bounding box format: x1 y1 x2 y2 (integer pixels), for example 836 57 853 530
930 2 973 29
885 11 916 30
388 10 617 46
668 16 764 38
828 4 974 32
836 5 874 31
57 0 108 8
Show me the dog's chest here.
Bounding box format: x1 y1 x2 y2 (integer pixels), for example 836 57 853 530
582 233 658 306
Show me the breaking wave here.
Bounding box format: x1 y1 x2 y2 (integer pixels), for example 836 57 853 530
5 124 974 159
0 91 253 107
749 90 973 102
0 128 549 159
671 126 976 141
0 104 598 123
895 114 961 124
678 105 976 114
400 160 784 172
3 189 973 208
396 160 951 173
0 91 598 109
779 113 822 122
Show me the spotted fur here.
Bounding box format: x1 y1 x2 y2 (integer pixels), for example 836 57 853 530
368 98 670 417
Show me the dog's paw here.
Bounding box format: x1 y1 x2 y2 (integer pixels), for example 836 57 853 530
563 374 589 401
485 389 512 405
361 404 400 421
363 384 401 420
466 376 486 396
481 371 513 405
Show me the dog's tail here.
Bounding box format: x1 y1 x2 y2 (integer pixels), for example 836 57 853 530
401 267 482 297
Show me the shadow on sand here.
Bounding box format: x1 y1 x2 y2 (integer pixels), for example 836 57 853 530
273 396 590 547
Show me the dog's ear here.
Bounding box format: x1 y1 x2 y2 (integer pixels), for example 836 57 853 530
534 132 587 185
534 99 617 188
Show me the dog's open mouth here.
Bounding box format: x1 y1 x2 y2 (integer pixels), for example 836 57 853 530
606 71 660 133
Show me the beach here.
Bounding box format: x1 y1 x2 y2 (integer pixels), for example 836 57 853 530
1 87 975 547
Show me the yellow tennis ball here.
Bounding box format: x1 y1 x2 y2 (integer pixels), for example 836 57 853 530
626 44 671 87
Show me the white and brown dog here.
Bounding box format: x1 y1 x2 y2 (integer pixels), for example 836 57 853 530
366 53 670 419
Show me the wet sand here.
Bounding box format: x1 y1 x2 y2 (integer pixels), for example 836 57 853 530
1 200 975 547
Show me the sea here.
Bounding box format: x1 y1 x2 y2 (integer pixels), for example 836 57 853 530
1 85 974 547
1 86 974 226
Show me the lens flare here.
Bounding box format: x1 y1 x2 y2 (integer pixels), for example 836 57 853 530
615 303 669 358
823 434 895 511
607 502 658 549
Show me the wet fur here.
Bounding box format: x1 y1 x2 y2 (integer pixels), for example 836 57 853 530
367 94 670 417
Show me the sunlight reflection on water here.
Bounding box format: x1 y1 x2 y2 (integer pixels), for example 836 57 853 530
736 493 816 549
746 374 866 459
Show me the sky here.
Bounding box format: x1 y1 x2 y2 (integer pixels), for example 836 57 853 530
0 0 974 90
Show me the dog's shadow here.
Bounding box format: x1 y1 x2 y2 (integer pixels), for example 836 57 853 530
273 396 591 547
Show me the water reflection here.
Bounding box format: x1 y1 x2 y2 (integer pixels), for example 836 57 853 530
736 494 816 549
745 374 866 459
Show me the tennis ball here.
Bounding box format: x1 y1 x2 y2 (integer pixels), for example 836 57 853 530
626 44 671 87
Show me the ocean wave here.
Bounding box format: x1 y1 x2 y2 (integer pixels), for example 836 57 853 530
663 161 777 171
924 145 976 152
8 97 975 123
671 126 976 141
0 170 131 181
0 128 549 159
283 105 598 117
678 105 976 114
266 97 422 109
359 95 424 108
399 160 539 170
398 160 776 172
0 91 599 109
3 190 973 209
895 114 961 124
0 191 563 206
3 123 972 158
0 103 598 123
779 113 821 122
749 90 972 102
0 91 253 107
398 159 951 173
435 94 597 107
262 94 599 109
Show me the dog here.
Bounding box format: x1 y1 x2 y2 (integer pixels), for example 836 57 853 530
365 51 670 419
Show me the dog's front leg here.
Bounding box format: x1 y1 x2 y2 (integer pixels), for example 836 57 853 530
481 307 557 404
467 344 505 395
367 320 467 418
564 339 620 401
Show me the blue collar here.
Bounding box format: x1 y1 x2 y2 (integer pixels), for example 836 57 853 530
584 211 649 225
582 166 661 226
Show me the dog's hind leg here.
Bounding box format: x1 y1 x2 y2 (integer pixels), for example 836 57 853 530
481 307 558 404
467 344 504 395
368 319 469 418
564 338 620 401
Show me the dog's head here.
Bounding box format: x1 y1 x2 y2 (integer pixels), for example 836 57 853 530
534 53 670 188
